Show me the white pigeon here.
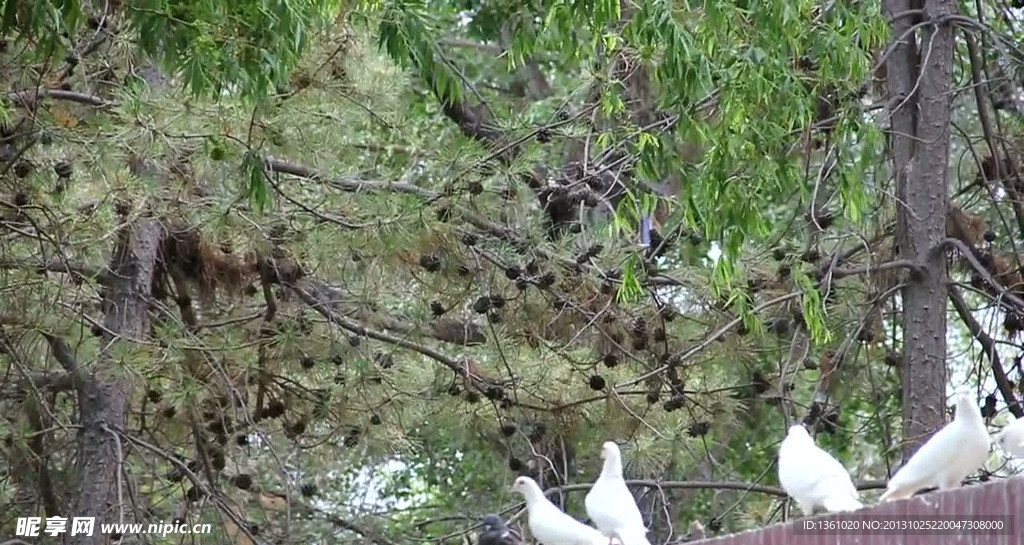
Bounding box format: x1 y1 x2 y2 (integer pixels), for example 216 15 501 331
879 387 991 502
512 476 610 545
996 413 1024 458
777 424 863 516
584 442 651 545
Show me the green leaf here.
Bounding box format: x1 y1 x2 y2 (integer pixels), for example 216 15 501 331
616 255 644 303
793 266 830 343
245 152 271 213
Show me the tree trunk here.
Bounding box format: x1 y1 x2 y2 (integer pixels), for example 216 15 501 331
66 219 162 545
884 0 954 458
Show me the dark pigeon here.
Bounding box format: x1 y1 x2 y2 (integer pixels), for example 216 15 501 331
477 514 517 545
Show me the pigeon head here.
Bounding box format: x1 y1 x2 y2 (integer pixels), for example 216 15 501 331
598 441 624 478
954 386 972 400
952 387 980 420
511 476 541 501
786 424 811 440
481 514 505 532
600 441 620 460
995 416 1018 446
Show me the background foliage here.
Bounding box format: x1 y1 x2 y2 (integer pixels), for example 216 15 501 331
2 0 1024 544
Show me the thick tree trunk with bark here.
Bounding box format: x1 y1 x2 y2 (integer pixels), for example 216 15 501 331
884 0 954 458
66 218 162 545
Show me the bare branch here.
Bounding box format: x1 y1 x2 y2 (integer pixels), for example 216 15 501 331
828 259 921 281
40 333 78 373
264 157 437 199
1 372 74 397
0 257 108 284
8 88 115 108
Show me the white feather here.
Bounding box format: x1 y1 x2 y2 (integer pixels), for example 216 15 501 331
777 425 863 516
996 414 1024 458
879 387 991 502
513 476 610 545
584 442 651 545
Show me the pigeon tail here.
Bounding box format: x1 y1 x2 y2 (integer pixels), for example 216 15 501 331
615 527 651 545
879 468 932 503
878 484 915 503
822 495 863 513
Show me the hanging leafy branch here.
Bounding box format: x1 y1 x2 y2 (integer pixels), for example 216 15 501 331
376 0 462 106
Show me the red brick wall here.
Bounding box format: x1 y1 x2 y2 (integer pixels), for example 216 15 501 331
689 476 1023 545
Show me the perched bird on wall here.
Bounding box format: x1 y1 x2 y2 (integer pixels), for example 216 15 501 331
777 424 863 515
879 387 991 502
996 414 1024 459
512 476 610 545
585 442 651 545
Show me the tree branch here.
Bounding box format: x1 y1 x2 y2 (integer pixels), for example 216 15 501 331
308 504 399 545
40 333 77 373
288 281 467 376
948 286 1022 417
295 277 486 346
0 257 108 284
8 88 115 108
2 371 74 397
264 156 526 246
946 237 1024 311
264 157 437 199
827 259 921 281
